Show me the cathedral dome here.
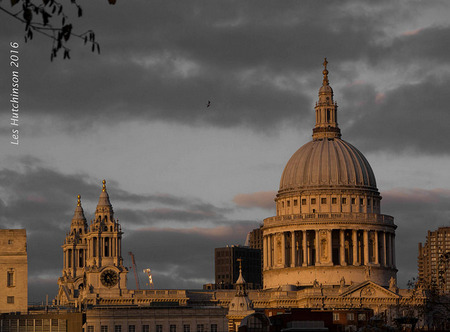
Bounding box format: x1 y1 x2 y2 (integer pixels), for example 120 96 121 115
279 57 377 195
279 137 377 193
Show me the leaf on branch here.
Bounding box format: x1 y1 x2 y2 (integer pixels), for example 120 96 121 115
96 43 100 54
23 8 33 24
41 10 51 25
11 0 19 6
62 24 72 41
43 0 50 5
77 5 82 17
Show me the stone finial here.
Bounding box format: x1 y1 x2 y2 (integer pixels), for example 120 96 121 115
77 195 81 207
102 179 106 192
322 57 329 86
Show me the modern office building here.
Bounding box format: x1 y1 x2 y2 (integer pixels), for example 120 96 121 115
418 226 450 294
215 246 262 289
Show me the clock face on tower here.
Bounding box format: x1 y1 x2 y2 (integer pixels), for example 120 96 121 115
100 269 119 287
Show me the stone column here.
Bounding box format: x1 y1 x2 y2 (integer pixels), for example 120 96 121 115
315 230 320 265
263 236 268 269
327 230 333 265
352 230 359 266
267 235 272 267
291 231 296 267
392 233 396 268
302 231 307 266
281 233 286 267
340 229 346 266
386 232 391 267
382 231 387 267
374 231 379 265
363 230 369 265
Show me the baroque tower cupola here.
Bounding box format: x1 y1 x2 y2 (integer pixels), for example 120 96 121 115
312 58 341 140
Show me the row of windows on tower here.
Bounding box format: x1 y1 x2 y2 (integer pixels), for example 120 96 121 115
281 198 377 208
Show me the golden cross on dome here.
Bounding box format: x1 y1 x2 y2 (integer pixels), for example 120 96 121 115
102 179 106 192
77 195 81 207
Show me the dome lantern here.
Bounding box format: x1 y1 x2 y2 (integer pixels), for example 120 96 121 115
313 58 341 140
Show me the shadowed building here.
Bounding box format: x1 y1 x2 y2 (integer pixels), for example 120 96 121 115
215 246 262 289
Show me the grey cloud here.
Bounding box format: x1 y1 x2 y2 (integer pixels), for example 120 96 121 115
344 75 450 155
0 157 250 301
4 1 436 134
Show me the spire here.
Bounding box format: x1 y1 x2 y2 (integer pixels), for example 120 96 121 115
70 194 87 231
312 58 341 140
235 258 247 296
95 179 114 220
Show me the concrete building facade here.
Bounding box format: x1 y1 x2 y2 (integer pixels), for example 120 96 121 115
0 229 28 314
215 246 261 290
418 226 450 294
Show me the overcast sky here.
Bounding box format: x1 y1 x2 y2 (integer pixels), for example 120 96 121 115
1 0 450 303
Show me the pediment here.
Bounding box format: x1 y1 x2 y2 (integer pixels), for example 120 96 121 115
340 281 399 299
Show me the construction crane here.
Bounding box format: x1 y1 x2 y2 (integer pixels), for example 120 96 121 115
128 251 140 290
143 268 154 289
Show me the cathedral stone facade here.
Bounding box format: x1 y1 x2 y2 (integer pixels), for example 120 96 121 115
262 59 397 289
57 180 128 306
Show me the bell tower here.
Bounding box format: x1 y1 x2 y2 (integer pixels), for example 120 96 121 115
57 180 128 306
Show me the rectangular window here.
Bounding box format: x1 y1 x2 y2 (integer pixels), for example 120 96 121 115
142 326 149 332
196 325 204 332
287 200 290 207
360 198 364 205
128 325 135 332
367 199 371 207
333 313 340 321
347 313 354 321
332 197 337 204
183 325 190 332
351 198 356 205
8 239 13 245
311 198 316 205
210 325 217 332
321 198 326 204
101 326 108 332
88 326 94 332
156 325 163 332
7 296 14 304
358 313 367 321
170 325 176 332
302 199 306 205
115 326 122 332
7 271 14 287
342 197 347 204
293 199 298 206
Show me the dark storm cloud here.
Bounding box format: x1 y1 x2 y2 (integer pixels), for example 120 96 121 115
121 221 260 289
381 188 450 287
344 75 450 154
0 157 245 300
5 0 436 133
